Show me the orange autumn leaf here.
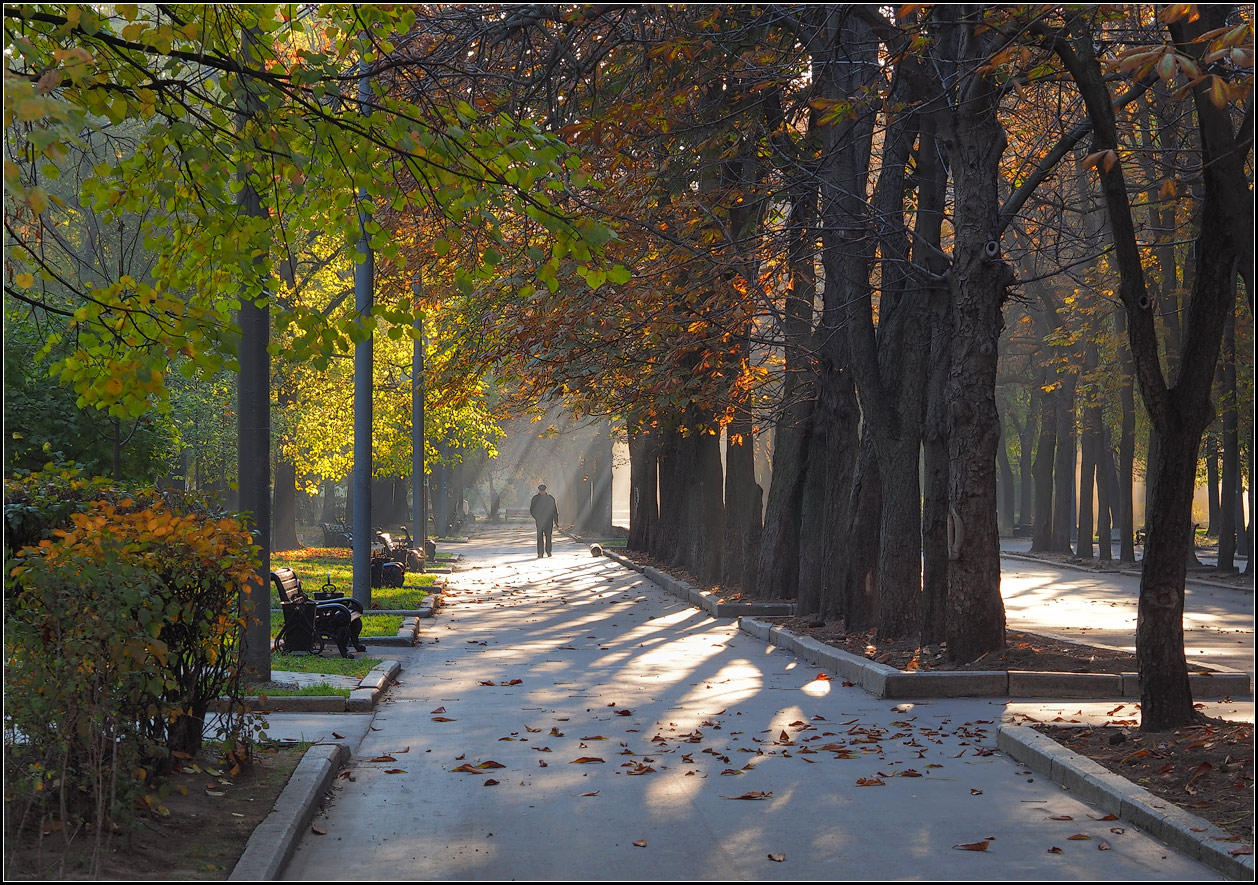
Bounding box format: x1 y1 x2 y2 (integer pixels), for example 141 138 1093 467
952 841 989 852
383 769 406 774
856 777 884 786
570 757 605 764
1067 833 1091 840
633 839 647 847
370 755 397 763
1047 846 1064 854
311 825 328 835
432 717 456 722
483 779 499 786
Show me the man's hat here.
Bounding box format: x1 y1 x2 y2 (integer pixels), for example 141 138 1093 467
538 484 547 491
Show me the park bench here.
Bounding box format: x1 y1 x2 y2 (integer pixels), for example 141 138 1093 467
505 508 530 520
321 522 351 547
271 567 365 658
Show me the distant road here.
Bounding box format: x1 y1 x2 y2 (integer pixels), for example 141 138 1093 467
1000 554 1254 681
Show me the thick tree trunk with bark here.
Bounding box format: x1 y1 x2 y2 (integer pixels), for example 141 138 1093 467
626 423 660 554
273 460 301 551
1056 9 1240 729
938 5 1008 663
722 415 762 593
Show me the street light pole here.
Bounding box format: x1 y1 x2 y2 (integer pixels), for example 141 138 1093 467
411 273 427 567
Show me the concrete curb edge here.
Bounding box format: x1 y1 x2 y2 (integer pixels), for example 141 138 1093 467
997 725 1254 880
229 741 350 880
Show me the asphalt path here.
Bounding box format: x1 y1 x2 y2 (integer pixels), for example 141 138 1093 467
280 525 1230 881
1000 556 1254 681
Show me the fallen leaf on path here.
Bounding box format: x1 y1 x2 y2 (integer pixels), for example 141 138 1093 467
1097 840 1111 850
370 755 397 763
855 778 884 787
1067 834 1091 840
614 709 632 716
311 825 327 835
483 779 499 786
430 707 445 714
1047 846 1063 854
721 791 773 800
1048 815 1073 821
479 680 496 686
383 769 406 774
1087 813 1118 821
970 788 983 795
581 735 609 741
332 732 345 739
633 839 647 847
432 717 456 722
627 764 656 775
570 757 605 764
768 853 785 862
578 791 599 796
952 841 989 852
508 678 523 685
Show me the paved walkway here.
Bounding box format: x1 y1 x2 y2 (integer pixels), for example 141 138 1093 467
272 525 1247 881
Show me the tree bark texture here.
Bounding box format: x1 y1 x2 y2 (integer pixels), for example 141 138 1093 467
273 460 301 551
626 423 659 554
938 5 1008 664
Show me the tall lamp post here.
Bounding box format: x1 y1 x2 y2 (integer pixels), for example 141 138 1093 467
411 273 427 566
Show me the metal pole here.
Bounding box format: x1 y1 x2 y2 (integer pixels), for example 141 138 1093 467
236 28 270 681
351 69 374 608
411 273 426 568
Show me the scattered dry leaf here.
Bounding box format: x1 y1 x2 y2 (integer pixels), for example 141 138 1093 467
570 757 605 764
768 852 786 862
721 791 773 800
952 841 989 852
311 825 327 836
633 839 647 848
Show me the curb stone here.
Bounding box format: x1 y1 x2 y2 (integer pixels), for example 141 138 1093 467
242 659 402 713
607 549 1251 699
997 725 1254 880
229 741 351 880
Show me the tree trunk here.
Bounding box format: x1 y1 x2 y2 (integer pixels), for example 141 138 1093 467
1051 372 1077 553
1205 431 1221 537
1096 425 1113 561
626 422 659 554
1031 369 1057 552
1218 300 1239 573
273 460 301 551
722 415 762 594
938 5 1008 663
835 433 880 632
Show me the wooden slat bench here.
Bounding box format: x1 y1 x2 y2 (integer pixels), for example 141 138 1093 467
271 567 365 658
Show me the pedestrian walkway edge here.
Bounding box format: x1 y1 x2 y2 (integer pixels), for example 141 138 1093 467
997 725 1254 880
229 741 350 881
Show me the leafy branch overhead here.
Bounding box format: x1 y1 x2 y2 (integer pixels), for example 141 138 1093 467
4 3 623 417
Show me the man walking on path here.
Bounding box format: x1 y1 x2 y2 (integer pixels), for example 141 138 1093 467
529 483 558 557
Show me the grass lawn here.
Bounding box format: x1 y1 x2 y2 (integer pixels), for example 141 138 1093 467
270 652 381 677
272 548 435 610
259 682 351 698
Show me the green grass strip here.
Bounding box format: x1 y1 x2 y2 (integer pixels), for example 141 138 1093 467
271 652 380 677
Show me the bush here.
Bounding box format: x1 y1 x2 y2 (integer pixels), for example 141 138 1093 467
4 469 264 853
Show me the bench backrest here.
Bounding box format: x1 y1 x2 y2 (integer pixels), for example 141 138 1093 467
271 567 302 604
